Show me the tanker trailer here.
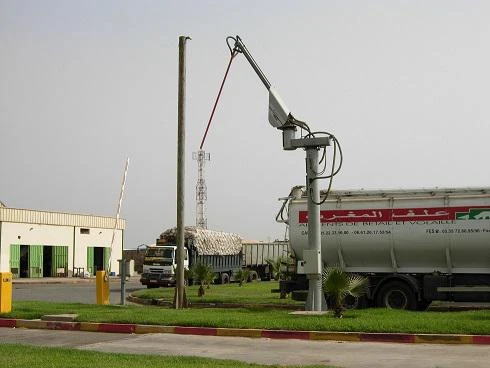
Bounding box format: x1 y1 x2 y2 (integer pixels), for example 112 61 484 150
278 186 490 310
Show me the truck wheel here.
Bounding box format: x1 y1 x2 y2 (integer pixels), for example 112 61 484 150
220 273 230 284
343 295 369 309
248 271 259 282
343 295 359 310
376 281 417 310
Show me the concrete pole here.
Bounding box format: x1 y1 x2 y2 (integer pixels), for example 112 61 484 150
176 36 191 309
305 147 326 311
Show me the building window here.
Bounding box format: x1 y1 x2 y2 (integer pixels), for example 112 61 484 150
80 228 90 235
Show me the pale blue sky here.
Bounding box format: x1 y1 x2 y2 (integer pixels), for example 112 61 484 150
1 1 489 247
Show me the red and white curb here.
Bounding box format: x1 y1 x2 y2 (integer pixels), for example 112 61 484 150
1 318 489 345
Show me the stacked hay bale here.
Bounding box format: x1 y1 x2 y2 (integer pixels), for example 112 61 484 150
159 226 242 255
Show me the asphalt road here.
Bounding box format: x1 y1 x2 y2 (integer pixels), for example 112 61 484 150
1 327 489 367
12 278 144 304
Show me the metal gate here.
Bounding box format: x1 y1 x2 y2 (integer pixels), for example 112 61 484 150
87 247 94 275
9 244 20 278
29 245 43 278
104 247 111 272
51 246 68 277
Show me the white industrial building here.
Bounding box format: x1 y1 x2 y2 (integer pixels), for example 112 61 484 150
0 202 125 278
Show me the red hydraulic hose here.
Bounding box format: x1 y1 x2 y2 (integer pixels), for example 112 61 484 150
199 51 238 150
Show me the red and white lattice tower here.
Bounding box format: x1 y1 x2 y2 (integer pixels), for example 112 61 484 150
193 150 210 229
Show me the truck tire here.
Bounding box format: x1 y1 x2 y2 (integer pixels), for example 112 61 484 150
376 281 417 310
220 273 230 284
343 295 359 310
343 294 369 309
248 271 259 282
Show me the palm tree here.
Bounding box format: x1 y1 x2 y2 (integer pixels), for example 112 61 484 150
322 266 368 318
266 257 286 281
204 267 215 289
234 268 251 286
191 262 214 297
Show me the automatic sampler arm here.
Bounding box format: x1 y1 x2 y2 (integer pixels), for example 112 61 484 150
229 36 300 135
228 35 334 311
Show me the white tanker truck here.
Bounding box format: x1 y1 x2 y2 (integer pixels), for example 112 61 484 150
278 186 490 310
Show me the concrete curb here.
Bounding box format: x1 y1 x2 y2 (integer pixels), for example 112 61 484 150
1 318 489 345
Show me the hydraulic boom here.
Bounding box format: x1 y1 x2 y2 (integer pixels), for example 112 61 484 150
228 35 333 311
228 36 309 149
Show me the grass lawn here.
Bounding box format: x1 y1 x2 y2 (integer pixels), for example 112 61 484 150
0 344 334 368
1 281 490 335
133 280 303 306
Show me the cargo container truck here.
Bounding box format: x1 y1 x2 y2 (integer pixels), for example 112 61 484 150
278 186 490 310
242 240 290 281
140 226 242 288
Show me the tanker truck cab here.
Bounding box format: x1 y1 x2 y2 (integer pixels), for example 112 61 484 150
140 243 189 288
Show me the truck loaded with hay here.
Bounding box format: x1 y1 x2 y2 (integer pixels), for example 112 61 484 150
139 226 243 288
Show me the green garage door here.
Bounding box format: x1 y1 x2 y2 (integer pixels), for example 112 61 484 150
52 246 68 276
87 247 94 275
104 247 111 272
10 244 20 278
29 245 43 278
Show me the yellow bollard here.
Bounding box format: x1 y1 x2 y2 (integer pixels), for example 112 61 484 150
0 272 12 313
96 270 110 305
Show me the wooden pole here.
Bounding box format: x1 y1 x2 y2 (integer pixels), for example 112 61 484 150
175 35 191 308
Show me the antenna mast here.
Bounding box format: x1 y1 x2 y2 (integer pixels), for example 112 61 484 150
193 149 210 229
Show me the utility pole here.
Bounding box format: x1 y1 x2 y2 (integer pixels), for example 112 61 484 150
175 35 191 309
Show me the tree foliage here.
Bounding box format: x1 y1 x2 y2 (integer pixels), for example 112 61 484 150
322 266 368 318
265 257 287 281
234 268 251 286
191 262 215 297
